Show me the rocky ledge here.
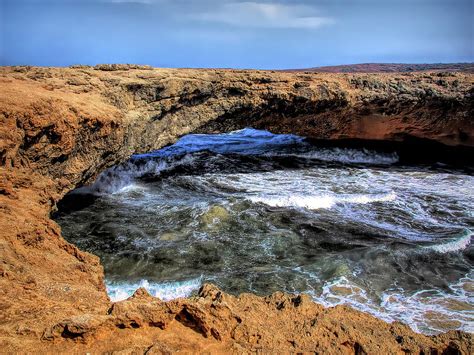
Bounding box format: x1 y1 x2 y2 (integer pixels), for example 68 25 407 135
0 66 473 353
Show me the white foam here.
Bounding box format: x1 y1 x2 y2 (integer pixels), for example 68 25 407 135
106 277 202 302
79 155 199 195
268 148 399 165
344 192 397 204
308 274 474 335
249 195 335 209
114 183 146 194
73 160 167 195
248 192 396 210
427 230 473 253
78 129 402 195
380 287 474 334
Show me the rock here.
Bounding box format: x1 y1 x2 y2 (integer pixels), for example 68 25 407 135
160 232 182 241
43 314 109 341
200 205 230 226
0 66 473 352
93 64 153 71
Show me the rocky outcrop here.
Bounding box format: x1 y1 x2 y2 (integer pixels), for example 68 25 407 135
0 66 473 352
286 62 474 73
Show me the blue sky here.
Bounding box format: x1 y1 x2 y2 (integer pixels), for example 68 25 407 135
1 0 472 68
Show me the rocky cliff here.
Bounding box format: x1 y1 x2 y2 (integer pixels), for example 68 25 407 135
0 66 473 353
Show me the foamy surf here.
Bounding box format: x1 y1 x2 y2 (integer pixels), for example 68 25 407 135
75 159 170 195
248 191 396 210
309 274 474 335
268 148 399 165
77 155 196 195
427 230 473 254
75 129 402 195
106 277 202 302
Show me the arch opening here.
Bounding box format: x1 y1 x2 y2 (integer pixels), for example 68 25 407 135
53 128 474 335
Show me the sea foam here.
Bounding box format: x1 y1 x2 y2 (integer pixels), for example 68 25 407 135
309 274 474 335
78 129 400 195
248 191 396 210
106 277 202 302
268 148 399 165
427 229 473 253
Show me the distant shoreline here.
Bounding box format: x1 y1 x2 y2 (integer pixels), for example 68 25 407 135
282 62 474 73
2 62 473 73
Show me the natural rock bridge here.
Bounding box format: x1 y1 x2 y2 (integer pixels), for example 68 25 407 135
0 66 473 352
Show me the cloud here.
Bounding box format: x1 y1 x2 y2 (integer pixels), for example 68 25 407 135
190 2 335 30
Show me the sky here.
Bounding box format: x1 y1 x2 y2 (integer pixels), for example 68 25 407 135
1 0 473 69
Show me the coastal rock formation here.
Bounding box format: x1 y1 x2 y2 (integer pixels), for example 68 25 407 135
286 62 474 73
0 66 473 352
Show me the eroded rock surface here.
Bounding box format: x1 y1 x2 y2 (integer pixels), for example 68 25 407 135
0 66 473 352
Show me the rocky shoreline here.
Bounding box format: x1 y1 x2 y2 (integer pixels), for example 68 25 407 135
0 66 473 352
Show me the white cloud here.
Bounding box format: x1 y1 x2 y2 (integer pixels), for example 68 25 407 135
191 2 335 29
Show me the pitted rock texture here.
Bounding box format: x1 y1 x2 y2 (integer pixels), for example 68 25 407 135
0 66 473 352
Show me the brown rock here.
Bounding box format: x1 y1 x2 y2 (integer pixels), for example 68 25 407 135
0 66 472 352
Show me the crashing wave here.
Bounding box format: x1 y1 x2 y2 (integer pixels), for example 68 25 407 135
76 155 199 195
268 148 399 165
427 229 473 253
248 192 396 210
135 128 305 159
106 277 202 302
77 129 400 195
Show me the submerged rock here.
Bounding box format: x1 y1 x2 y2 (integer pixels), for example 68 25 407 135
160 231 183 242
200 205 230 226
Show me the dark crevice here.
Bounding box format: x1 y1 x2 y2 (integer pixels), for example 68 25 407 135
174 308 209 338
60 326 84 339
